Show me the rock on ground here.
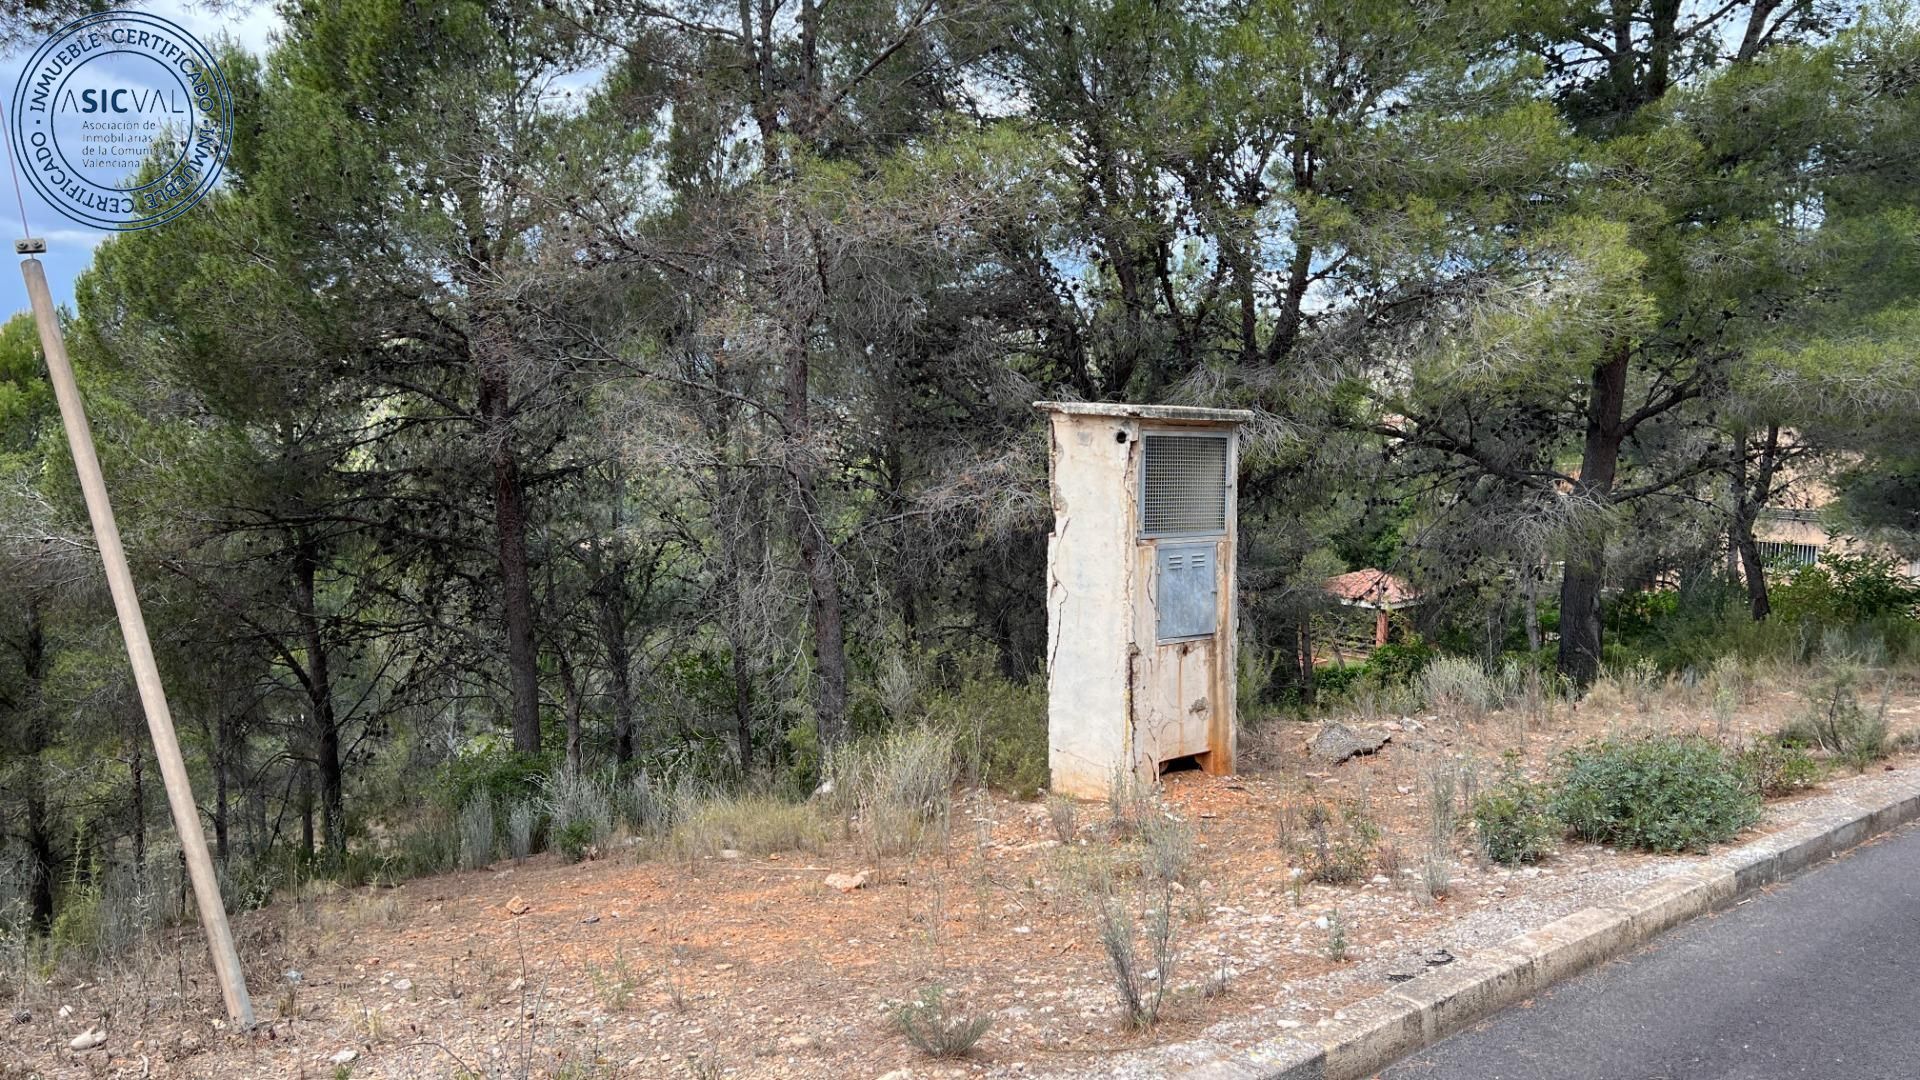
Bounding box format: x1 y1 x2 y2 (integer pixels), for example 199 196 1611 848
1308 721 1392 764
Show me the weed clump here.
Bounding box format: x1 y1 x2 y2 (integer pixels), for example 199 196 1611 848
892 984 993 1058
1780 664 1891 773
1137 812 1194 884
1324 908 1349 961
539 772 615 861
1737 740 1822 798
1420 657 1505 720
1420 765 1461 898
1105 768 1155 840
1092 884 1178 1029
1045 793 1078 843
826 725 958 858
507 802 539 861
1295 799 1378 884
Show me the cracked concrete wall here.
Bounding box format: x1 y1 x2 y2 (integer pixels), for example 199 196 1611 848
1044 411 1138 798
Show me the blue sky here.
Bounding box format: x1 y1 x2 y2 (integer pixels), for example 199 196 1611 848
0 2 280 318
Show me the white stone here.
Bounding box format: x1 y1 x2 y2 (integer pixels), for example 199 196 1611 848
824 871 869 893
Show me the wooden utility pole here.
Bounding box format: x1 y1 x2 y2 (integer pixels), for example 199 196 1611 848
16 241 256 1028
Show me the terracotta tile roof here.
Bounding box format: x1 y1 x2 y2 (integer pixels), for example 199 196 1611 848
1323 569 1419 608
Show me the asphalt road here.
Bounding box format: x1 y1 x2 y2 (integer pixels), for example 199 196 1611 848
1381 819 1920 1080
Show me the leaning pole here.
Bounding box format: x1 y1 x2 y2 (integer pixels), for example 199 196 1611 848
16 238 256 1028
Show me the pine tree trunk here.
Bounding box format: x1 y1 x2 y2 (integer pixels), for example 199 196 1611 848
594 562 635 765
477 332 543 755
1737 530 1771 621
22 599 54 933
1731 426 1780 622
1557 346 1630 686
293 538 346 856
1296 616 1316 706
730 633 755 773
129 742 145 868
213 711 230 864
299 765 316 861
783 330 849 749
1524 562 1542 655
556 642 585 776
26 799 54 934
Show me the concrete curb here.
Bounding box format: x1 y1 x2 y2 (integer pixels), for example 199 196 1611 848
1158 774 1920 1080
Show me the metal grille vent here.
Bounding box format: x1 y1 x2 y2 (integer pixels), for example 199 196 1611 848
1141 434 1227 536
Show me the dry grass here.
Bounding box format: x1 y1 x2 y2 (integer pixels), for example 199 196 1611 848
826 725 959 858
666 794 829 860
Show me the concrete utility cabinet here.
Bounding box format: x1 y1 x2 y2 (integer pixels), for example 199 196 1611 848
1037 401 1251 799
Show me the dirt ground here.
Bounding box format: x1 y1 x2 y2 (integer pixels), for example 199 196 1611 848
8 671 1920 1080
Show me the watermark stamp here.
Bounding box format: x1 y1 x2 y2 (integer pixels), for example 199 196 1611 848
10 10 233 231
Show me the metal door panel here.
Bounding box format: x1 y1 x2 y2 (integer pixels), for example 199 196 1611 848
1156 542 1218 641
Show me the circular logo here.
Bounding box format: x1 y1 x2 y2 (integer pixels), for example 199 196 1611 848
10 10 233 231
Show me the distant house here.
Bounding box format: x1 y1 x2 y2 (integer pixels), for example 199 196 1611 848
1752 478 1920 580
1321 569 1420 661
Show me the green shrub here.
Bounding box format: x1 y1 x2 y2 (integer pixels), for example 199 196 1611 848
934 672 1048 798
1368 640 1436 683
394 807 461 877
1551 736 1760 853
1738 741 1822 798
1590 553 1919 675
892 984 993 1059
1314 662 1368 698
1772 553 1920 625
554 819 595 863
49 886 102 953
1471 774 1559 865
436 744 557 811
221 851 293 912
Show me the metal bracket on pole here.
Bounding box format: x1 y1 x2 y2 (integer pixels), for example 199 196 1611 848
16 242 256 1028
